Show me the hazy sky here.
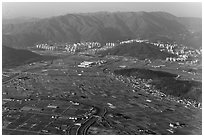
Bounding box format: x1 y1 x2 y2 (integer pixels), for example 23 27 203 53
2 2 202 19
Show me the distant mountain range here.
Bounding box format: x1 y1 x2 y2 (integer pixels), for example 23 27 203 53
98 42 176 60
2 11 202 49
2 46 55 68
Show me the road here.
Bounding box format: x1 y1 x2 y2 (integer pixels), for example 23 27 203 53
2 73 20 84
76 116 97 135
28 91 107 135
75 106 107 135
3 60 107 135
65 105 107 135
2 61 52 85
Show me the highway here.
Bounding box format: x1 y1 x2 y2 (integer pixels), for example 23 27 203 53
3 59 108 135
76 116 97 135
67 106 107 135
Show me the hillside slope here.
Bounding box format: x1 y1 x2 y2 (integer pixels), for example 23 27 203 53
98 42 176 60
2 46 55 68
114 68 202 102
2 12 201 49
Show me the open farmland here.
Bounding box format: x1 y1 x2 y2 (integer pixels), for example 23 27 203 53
2 54 202 135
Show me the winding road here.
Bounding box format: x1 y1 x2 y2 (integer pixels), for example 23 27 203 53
67 106 107 135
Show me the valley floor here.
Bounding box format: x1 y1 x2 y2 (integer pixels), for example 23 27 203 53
2 54 202 135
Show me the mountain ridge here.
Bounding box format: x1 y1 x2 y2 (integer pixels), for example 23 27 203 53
2 11 202 49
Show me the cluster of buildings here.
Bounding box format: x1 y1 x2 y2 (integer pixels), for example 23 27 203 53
65 44 77 53
104 42 117 48
165 56 187 62
119 39 149 44
65 42 101 53
36 44 57 51
78 60 107 68
98 42 117 51
81 42 117 54
34 39 201 65
152 43 176 54
149 42 201 64
174 46 202 57
112 73 202 109
165 47 201 63
117 39 201 64
35 41 101 53
34 41 117 54
78 61 94 68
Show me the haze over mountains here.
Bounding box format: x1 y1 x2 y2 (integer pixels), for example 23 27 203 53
2 8 202 135
2 11 202 49
3 17 39 25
